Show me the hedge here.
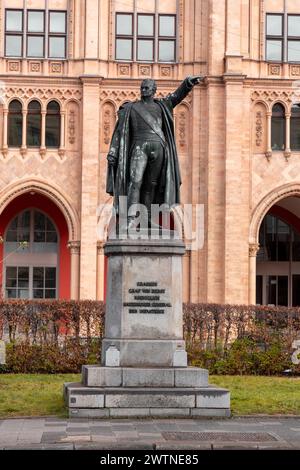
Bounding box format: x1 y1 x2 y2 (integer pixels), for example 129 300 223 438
0 300 299 374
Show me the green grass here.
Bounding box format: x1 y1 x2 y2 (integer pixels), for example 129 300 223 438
0 374 299 418
211 375 300 415
0 374 79 418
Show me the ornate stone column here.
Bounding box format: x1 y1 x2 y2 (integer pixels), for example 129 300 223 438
40 110 47 158
249 243 260 305
2 108 8 157
284 113 291 160
265 111 272 160
68 241 80 300
96 241 105 301
20 108 27 158
59 110 66 158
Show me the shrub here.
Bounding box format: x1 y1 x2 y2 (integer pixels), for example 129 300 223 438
0 300 300 375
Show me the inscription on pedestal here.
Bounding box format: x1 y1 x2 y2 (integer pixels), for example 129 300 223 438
123 281 172 314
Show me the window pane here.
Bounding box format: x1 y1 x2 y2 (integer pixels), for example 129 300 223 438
6 10 23 32
46 231 58 243
6 231 17 242
34 231 45 242
137 40 153 61
256 275 263 305
116 14 132 35
18 267 29 280
6 289 17 299
49 12 66 33
28 11 44 32
8 100 22 147
288 16 300 37
278 276 288 306
6 267 17 279
293 275 300 306
116 38 132 60
49 36 65 58
33 267 44 281
288 40 300 62
291 117 300 150
34 212 45 230
293 231 300 261
27 35 44 57
33 289 44 299
271 118 285 150
159 16 176 37
46 114 60 147
45 289 56 299
138 15 154 36
159 40 175 61
46 268 56 280
6 35 22 56
267 15 283 36
266 39 282 61
6 279 17 288
27 102 41 147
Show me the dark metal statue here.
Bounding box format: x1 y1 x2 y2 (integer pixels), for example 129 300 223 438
106 76 203 227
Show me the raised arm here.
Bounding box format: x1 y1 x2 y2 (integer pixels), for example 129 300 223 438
166 76 203 108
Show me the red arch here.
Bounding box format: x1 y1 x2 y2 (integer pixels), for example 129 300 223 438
0 193 70 299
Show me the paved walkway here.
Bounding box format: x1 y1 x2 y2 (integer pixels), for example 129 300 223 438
0 416 300 450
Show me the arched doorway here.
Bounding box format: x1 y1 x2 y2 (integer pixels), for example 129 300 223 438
256 196 300 307
4 209 58 299
0 192 71 299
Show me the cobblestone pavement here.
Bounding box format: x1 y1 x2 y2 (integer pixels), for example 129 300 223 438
0 416 300 449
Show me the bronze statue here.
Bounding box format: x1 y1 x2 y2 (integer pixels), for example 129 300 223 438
106 76 203 227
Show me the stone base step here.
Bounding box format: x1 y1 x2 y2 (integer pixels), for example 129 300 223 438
64 382 230 419
82 365 209 388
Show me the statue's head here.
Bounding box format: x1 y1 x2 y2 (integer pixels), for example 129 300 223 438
140 79 157 98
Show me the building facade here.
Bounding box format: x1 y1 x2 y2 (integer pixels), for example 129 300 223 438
1 0 300 308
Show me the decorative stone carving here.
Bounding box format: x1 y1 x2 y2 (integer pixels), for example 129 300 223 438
176 104 190 153
268 64 281 76
68 110 76 144
251 89 293 105
30 62 41 72
100 89 140 106
265 150 272 161
255 111 263 146
0 86 82 105
291 65 300 76
8 61 20 72
50 62 63 74
118 65 130 76
284 150 292 161
68 0 74 59
249 243 260 257
66 101 80 150
101 102 116 151
139 65 151 76
179 0 184 62
67 240 80 255
160 66 172 77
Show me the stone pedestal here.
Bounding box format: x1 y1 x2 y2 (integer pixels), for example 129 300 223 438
64 234 230 418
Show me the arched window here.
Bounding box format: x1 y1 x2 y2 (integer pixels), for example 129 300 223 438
8 100 22 147
46 101 60 148
4 209 58 299
291 104 300 151
27 100 41 147
271 103 285 151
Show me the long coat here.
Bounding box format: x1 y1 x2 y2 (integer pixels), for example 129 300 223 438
106 78 193 213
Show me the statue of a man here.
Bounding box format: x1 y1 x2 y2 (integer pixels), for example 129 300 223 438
106 76 203 227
